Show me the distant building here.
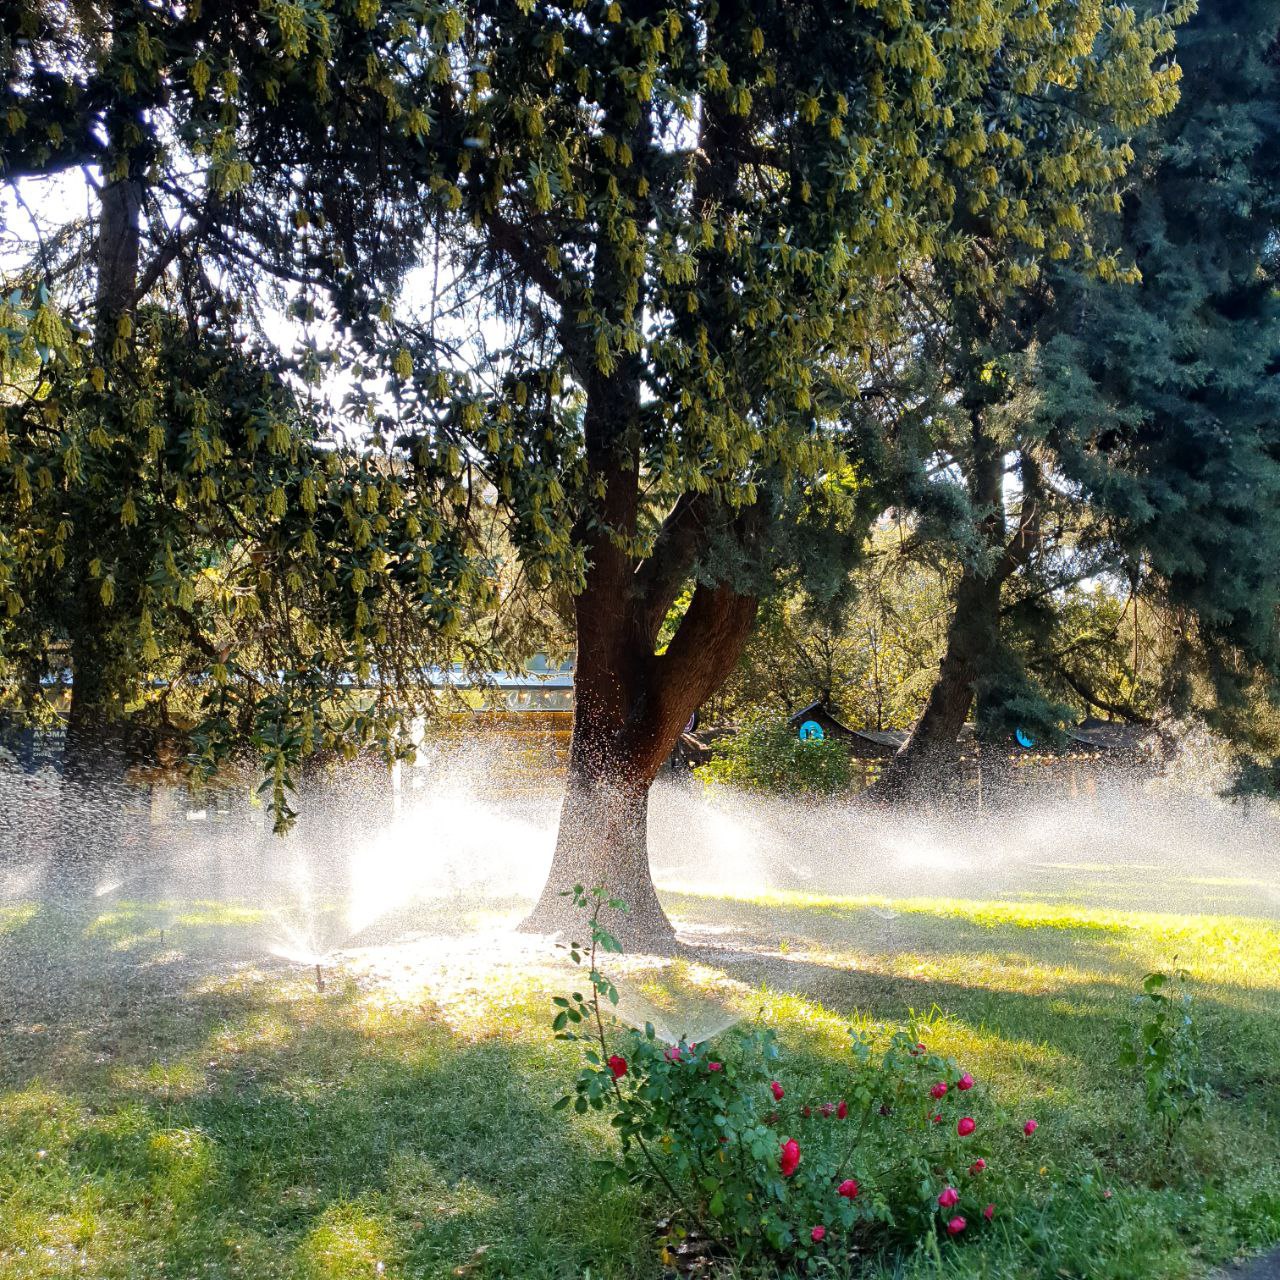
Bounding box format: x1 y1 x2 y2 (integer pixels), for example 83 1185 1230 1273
786 700 907 759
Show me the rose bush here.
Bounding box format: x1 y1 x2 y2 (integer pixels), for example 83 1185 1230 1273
551 886 1038 1270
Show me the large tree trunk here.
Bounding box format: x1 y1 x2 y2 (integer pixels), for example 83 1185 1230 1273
872 439 1041 802
519 380 758 949
872 570 999 799
58 632 129 872
522 565 757 951
56 146 143 867
524 775 670 947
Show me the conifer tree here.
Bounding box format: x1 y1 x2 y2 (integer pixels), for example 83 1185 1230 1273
1038 1 1280 710
876 1 1280 797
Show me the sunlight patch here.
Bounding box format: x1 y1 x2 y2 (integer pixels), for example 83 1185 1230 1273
295 1203 395 1280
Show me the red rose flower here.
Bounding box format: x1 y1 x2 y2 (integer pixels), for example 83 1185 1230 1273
947 1216 967 1236
780 1138 801 1178
930 1081 948 1100
770 1080 785 1101
708 1061 723 1072
969 1158 987 1174
836 1099 848 1119
957 1072 975 1091
810 1225 826 1243
607 1054 627 1080
837 1178 859 1199
937 1186 959 1209
1023 1119 1038 1136
957 1116 975 1137
983 1203 995 1221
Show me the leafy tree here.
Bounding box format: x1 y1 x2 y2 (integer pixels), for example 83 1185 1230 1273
0 2 503 827
5 1 1186 941
328 0 1186 944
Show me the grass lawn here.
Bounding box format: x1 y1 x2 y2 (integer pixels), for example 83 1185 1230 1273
1 886 1279 1279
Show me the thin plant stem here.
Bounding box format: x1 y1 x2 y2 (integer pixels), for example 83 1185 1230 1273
584 893 725 1250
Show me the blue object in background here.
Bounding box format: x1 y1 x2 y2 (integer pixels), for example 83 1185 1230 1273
798 720 825 742
1015 727 1035 749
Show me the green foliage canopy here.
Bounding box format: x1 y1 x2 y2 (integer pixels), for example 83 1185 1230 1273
1 0 1192 814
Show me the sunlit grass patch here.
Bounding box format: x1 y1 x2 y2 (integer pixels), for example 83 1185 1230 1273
0 900 38 935
295 1203 397 1280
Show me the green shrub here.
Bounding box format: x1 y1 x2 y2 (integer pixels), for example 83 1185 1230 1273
552 887 1038 1272
694 717 852 795
1118 968 1206 1146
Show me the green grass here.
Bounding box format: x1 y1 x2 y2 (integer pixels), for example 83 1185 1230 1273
2 887 1279 1279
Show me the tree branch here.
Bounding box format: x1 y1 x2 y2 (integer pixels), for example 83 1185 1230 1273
1051 664 1151 725
633 493 714 647
996 450 1043 580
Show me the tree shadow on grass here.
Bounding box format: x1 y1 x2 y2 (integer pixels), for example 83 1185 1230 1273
668 889 1280 996
666 891 1280 1104
1 956 657 1280
5 888 1280 1279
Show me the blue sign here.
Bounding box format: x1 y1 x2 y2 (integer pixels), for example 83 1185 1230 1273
1015 727 1035 749
798 720 825 742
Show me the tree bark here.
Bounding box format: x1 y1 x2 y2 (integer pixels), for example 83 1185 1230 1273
522 559 757 950
520 380 758 949
872 443 1041 801
58 629 130 871
57 138 143 861
872 570 999 799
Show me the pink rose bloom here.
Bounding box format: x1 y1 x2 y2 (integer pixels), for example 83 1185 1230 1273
607 1054 627 1080
770 1080 785 1101
780 1138 801 1178
984 1203 995 1221
810 1225 826 1243
957 1073 975 1091
947 1216 967 1236
937 1186 959 1209
802 1105 812 1118
819 1102 835 1118
1023 1119 1038 1136
837 1178 859 1199
708 1061 723 1072
930 1081 948 1100
957 1116 976 1137
836 1099 848 1119
664 1045 682 1063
